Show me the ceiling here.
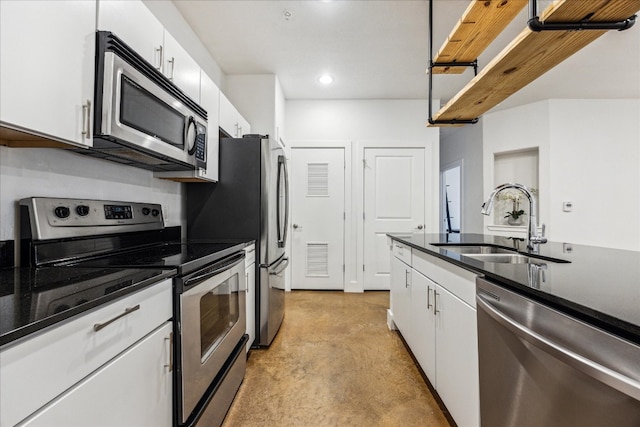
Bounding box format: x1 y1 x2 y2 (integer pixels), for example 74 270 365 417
173 0 640 112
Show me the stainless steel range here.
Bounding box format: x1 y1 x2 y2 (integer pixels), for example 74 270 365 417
19 197 250 427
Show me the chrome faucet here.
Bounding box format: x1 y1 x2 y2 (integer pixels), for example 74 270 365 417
481 183 547 251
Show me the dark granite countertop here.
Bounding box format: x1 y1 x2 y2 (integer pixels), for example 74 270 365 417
0 267 175 347
388 233 640 345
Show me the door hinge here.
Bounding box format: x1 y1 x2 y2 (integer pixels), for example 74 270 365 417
362 264 365 272
343 212 346 220
363 212 365 220
343 264 345 272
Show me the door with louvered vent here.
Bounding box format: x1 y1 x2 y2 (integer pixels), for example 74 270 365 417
290 148 345 290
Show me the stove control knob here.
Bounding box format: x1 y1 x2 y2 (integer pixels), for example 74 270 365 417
76 205 90 217
142 207 151 216
54 206 70 219
151 209 160 217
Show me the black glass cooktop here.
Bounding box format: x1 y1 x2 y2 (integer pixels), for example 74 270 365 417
0 266 174 346
68 241 248 275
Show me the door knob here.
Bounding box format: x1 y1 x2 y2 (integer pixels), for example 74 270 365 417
416 225 423 230
293 224 300 229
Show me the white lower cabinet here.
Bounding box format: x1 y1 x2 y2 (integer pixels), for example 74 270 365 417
433 283 479 427
245 244 256 352
390 243 479 427
1 280 173 427
390 254 412 340
410 270 436 381
21 322 173 427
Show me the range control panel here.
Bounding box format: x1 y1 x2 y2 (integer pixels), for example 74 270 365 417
20 197 164 240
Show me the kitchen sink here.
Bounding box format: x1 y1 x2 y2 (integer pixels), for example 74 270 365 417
459 253 532 264
431 244 570 264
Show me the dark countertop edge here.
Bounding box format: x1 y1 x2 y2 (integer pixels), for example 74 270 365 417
0 269 176 348
388 235 640 346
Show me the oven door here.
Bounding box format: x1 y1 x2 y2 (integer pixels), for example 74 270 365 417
178 252 246 423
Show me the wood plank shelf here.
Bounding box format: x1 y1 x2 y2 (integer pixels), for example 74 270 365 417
432 0 528 75
429 0 640 127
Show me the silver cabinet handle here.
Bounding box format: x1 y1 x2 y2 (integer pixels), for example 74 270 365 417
93 304 140 331
405 269 410 288
155 45 163 71
81 100 91 137
164 332 173 372
433 291 439 315
167 57 175 81
245 272 249 293
476 294 640 400
427 285 432 309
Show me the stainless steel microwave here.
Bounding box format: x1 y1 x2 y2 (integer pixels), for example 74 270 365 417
87 31 207 172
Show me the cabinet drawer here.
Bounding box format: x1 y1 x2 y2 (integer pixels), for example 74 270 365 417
391 240 412 266
244 244 256 266
0 279 172 427
412 251 476 307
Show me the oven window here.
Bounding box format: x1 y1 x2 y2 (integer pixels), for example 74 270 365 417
120 75 185 149
199 273 239 361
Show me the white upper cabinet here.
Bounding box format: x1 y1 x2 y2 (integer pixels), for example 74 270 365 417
163 31 201 103
97 0 164 70
219 92 251 137
98 0 200 102
0 0 95 148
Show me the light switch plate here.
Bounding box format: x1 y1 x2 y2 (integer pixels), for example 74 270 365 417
562 201 573 212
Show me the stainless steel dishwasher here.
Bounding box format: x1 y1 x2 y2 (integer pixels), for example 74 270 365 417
476 277 640 427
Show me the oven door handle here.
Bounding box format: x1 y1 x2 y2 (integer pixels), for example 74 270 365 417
183 253 245 287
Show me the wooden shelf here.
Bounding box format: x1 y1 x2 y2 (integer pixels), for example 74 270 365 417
432 0 528 74
429 0 640 126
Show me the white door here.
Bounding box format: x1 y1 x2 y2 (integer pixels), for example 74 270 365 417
291 148 345 290
363 148 425 290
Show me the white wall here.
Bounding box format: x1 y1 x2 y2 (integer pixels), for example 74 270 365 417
0 147 184 263
483 99 640 251
548 99 640 251
440 121 484 233
286 99 440 291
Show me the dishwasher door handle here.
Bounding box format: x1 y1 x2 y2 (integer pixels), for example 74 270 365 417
477 293 640 401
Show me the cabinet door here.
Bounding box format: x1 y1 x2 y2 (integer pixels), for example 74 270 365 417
434 285 479 427
21 323 173 427
199 72 220 181
163 31 200 103
97 0 164 70
245 263 256 352
0 0 95 147
411 269 436 383
390 256 411 339
219 92 238 137
237 113 251 137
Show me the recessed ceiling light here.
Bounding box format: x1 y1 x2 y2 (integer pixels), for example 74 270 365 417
319 74 334 85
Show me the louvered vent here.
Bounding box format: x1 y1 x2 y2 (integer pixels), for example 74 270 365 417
307 163 329 197
306 243 329 277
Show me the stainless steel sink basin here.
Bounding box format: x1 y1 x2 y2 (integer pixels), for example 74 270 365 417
435 245 518 255
461 253 532 264
431 244 570 264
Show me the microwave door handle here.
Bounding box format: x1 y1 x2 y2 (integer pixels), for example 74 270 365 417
183 253 245 287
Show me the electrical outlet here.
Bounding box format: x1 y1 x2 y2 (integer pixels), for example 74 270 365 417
562 201 573 212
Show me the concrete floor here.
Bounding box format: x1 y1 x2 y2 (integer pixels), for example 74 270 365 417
222 290 450 427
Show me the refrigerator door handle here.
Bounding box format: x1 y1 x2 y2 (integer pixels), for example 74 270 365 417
277 155 289 248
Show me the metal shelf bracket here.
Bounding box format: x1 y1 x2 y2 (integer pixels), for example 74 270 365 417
527 0 637 32
427 0 481 126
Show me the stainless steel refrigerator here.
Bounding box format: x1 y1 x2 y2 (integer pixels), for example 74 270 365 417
187 135 289 347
